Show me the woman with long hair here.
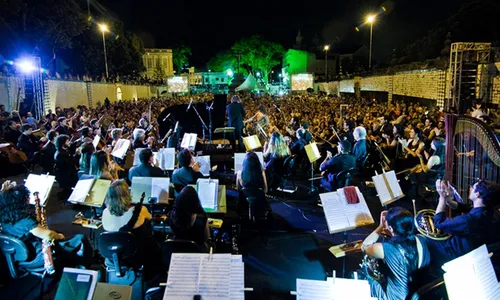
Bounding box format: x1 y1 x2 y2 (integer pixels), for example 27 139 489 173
89 150 117 180
79 142 95 175
237 151 268 193
362 207 430 300
166 186 213 252
263 131 291 192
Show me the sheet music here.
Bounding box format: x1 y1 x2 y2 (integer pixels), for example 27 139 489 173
372 170 404 205
181 133 197 150
111 139 130 159
86 179 111 206
92 135 100 149
230 255 244 300
296 278 333 300
338 187 375 227
234 152 264 173
305 143 321 163
194 155 211 176
319 192 352 234
443 244 500 300
151 177 170 204
158 148 176 170
328 277 372 300
164 253 236 300
197 179 218 210
243 135 261 151
131 177 152 203
68 177 95 203
319 187 374 234
132 148 147 166
25 174 55 206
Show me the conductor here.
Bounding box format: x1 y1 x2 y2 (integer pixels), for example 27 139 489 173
226 95 245 152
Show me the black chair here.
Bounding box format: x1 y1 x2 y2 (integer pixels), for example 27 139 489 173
173 184 185 198
241 187 271 223
331 168 355 191
161 239 200 269
281 155 297 191
98 232 141 276
0 234 48 298
410 277 446 300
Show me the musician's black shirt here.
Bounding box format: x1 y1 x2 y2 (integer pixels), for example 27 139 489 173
320 153 356 176
226 102 245 129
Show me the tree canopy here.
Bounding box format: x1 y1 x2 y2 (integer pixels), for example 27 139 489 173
172 43 192 73
207 51 238 73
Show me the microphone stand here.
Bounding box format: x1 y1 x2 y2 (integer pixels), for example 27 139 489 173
190 104 209 141
206 101 214 142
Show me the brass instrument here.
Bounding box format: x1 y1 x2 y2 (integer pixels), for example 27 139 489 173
360 255 382 280
414 209 451 241
33 192 56 274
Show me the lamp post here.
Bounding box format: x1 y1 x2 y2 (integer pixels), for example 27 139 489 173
99 24 109 78
324 45 330 82
366 15 375 70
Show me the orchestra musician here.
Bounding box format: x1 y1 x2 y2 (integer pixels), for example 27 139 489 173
226 95 245 152
132 128 148 150
427 179 500 267
171 149 204 196
319 140 356 191
128 149 165 183
39 130 57 174
89 150 119 181
244 105 269 139
352 126 368 165
263 131 291 192
290 121 313 168
17 124 44 160
79 142 95 176
399 127 425 170
54 117 68 135
4 120 21 144
362 207 430 300
110 128 123 147
54 135 79 198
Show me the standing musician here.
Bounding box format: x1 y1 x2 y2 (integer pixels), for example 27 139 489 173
17 124 45 160
352 126 368 164
226 95 245 152
318 140 356 191
362 207 430 300
244 105 269 139
427 179 500 267
54 117 68 135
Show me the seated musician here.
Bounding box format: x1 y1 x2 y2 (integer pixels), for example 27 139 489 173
171 149 204 195
245 105 269 135
236 151 269 217
128 148 165 183
54 117 68 135
131 128 148 150
166 186 213 252
0 181 92 268
70 126 92 153
110 128 122 147
78 142 95 176
319 140 356 191
4 120 21 144
352 126 368 165
54 135 79 197
399 127 425 170
17 124 43 160
89 150 119 180
427 179 500 267
362 207 430 300
263 131 291 192
40 130 57 174
102 180 156 268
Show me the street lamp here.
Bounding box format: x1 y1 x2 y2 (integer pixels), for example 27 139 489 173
99 23 109 78
324 45 330 82
366 15 376 70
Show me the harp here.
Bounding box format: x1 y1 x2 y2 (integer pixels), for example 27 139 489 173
444 114 500 203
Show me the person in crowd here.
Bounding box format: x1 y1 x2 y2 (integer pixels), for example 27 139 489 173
4 120 21 144
263 131 291 192
171 149 204 194
102 179 156 268
226 95 245 152
79 142 95 176
40 130 57 174
362 207 430 300
54 134 78 197
166 186 213 252
17 124 42 160
319 140 356 191
54 117 68 135
471 100 486 119
342 119 356 144
0 181 92 268
352 126 368 164
128 148 164 183
427 179 500 266
89 150 118 180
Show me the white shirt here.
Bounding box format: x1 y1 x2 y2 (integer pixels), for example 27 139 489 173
102 206 150 232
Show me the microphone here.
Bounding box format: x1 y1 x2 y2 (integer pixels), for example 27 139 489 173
273 103 281 112
162 113 171 122
186 100 193 112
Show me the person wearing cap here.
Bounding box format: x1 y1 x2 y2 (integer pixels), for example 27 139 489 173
319 140 356 191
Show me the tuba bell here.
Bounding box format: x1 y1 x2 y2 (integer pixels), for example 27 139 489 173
414 209 451 241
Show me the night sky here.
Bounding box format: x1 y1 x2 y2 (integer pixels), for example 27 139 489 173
99 0 466 67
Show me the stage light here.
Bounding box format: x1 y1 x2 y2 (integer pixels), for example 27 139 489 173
324 45 330 51
16 60 35 73
366 15 376 23
256 71 261 77
226 69 234 77
278 90 285 96
99 23 109 32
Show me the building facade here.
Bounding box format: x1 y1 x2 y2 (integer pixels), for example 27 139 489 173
142 48 174 80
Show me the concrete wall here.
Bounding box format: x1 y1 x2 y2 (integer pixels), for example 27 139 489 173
360 75 391 92
0 76 25 111
46 80 88 112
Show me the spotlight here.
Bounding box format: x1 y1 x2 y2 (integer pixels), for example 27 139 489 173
226 69 234 77
16 60 35 73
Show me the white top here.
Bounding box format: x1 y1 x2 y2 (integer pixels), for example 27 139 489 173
471 109 485 119
102 206 150 232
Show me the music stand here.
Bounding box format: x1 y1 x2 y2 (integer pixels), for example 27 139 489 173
189 103 209 141
305 143 322 194
214 127 235 149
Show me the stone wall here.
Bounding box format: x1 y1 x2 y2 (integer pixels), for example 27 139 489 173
46 80 88 112
0 76 25 111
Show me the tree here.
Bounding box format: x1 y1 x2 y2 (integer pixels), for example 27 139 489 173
153 59 165 82
207 51 238 73
231 35 285 85
172 43 191 73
